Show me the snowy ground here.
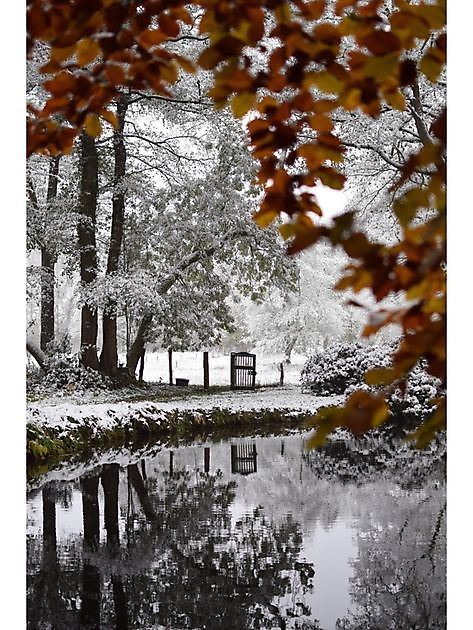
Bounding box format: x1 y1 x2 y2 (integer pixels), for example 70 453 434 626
27 353 323 430
134 351 307 387
28 385 341 429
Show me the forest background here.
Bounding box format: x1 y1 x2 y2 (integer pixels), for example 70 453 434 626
0 2 469 626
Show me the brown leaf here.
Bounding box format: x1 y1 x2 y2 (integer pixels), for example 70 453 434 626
360 30 401 55
84 113 102 138
76 38 100 67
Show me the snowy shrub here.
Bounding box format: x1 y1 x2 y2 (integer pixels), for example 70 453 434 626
344 362 442 421
302 341 442 423
28 354 115 397
301 341 394 396
389 363 442 420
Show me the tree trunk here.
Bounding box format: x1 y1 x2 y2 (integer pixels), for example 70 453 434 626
27 340 49 372
40 247 55 353
138 349 145 382
168 348 173 385
127 464 157 523
81 474 100 551
101 464 120 550
112 576 128 630
284 337 297 364
100 95 129 376
126 314 153 375
203 351 209 389
78 131 100 371
40 156 60 353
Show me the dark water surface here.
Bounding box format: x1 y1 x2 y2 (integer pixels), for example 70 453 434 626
27 429 446 630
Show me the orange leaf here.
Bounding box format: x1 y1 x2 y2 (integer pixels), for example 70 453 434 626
76 38 100 67
84 113 102 138
360 30 401 55
100 109 118 129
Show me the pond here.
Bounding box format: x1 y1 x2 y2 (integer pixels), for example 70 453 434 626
27 428 446 629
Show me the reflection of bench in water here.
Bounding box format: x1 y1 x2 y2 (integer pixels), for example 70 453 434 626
231 443 257 475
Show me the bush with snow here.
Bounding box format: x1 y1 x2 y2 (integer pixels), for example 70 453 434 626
301 341 442 421
301 341 394 396
388 363 442 420
28 353 115 398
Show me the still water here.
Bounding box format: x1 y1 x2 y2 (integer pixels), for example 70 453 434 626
27 429 446 630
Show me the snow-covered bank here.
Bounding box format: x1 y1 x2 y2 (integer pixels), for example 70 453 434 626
27 386 342 468
28 386 340 429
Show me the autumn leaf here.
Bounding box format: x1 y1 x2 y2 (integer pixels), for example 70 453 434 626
253 208 278 228
100 109 118 129
76 38 100 66
231 92 256 118
304 71 343 94
84 113 102 138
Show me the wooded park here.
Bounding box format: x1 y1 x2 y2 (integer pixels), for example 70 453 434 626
26 0 445 444
24 2 448 628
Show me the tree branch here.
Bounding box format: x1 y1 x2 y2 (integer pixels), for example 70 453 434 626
27 340 49 372
341 140 435 175
128 91 212 108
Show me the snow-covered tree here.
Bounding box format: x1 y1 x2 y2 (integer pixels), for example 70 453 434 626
246 241 363 361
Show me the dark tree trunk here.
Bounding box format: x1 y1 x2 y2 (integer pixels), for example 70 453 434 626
138 349 145 382
80 564 101 630
78 131 100 371
100 465 129 628
40 156 60 353
40 247 55 352
127 464 157 523
81 474 100 551
126 313 153 374
80 475 101 627
203 351 209 389
42 483 57 565
101 464 120 550
100 95 129 376
27 340 49 372
112 576 129 630
40 483 61 626
279 362 284 386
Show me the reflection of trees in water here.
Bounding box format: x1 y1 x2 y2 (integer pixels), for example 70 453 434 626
27 462 317 629
124 468 316 629
27 481 81 630
303 435 445 490
336 484 446 630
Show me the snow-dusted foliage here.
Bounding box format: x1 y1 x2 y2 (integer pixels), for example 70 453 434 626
80 112 297 351
28 354 115 398
302 342 442 421
301 341 394 396
246 241 365 360
338 63 446 244
388 364 442 420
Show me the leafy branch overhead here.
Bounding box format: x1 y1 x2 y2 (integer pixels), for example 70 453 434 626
27 0 446 444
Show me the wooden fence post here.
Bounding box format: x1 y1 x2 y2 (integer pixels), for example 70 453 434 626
279 362 284 386
203 351 209 389
168 349 173 385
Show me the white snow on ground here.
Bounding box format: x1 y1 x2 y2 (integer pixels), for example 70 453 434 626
130 351 307 386
27 385 342 430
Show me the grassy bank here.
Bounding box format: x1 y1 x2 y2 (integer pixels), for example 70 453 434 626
27 406 313 475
